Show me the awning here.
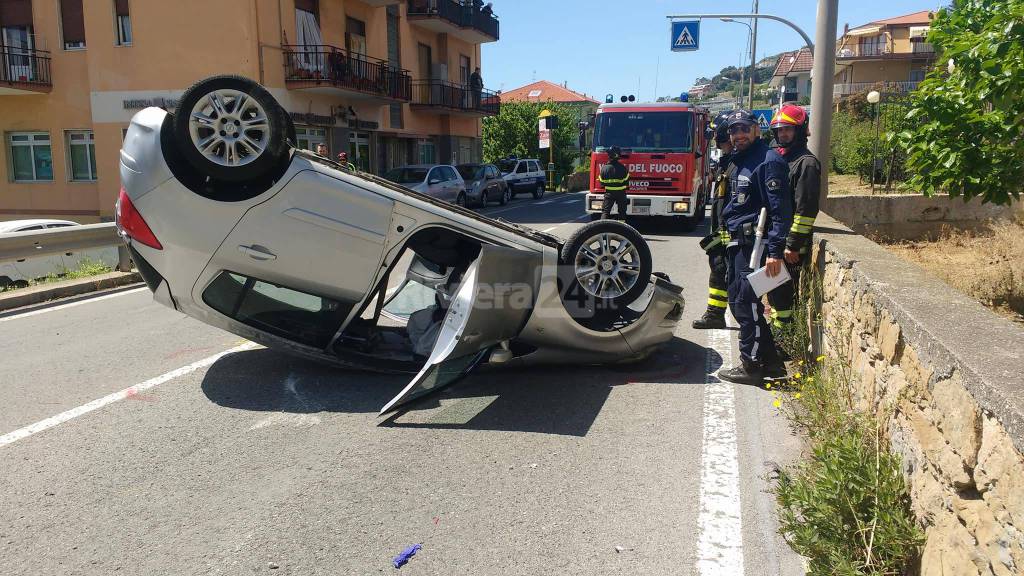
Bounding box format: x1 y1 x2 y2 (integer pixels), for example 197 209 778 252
846 25 882 37
909 26 930 38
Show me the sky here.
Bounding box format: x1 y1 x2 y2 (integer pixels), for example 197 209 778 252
481 0 944 102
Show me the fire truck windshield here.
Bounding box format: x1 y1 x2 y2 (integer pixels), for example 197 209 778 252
593 111 693 153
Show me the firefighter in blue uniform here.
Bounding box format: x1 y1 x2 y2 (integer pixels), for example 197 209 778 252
717 110 793 385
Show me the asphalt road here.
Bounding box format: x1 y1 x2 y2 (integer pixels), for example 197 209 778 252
0 192 805 575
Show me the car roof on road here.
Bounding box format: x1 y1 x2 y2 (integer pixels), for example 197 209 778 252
0 219 79 232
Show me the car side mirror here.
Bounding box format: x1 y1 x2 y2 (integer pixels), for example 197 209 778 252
428 178 441 185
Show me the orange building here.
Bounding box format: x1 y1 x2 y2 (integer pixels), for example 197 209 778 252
0 0 499 222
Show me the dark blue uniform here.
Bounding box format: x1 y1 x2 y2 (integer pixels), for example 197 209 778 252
721 138 793 366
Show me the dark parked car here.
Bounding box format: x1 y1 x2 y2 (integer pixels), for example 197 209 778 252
455 163 510 207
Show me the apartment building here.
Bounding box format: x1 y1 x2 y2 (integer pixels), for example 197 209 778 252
0 0 499 222
834 10 936 97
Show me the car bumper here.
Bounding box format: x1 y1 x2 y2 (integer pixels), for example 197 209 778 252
585 193 697 217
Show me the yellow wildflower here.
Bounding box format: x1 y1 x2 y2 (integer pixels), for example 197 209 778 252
816 355 825 363
795 393 802 399
773 399 781 408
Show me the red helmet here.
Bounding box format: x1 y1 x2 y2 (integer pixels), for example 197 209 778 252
770 105 808 129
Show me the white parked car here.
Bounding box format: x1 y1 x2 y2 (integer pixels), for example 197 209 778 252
383 164 466 205
496 158 547 200
0 219 119 288
116 75 685 413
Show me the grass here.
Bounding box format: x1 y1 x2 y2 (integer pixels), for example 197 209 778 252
883 218 1024 324
0 257 114 293
770 262 924 575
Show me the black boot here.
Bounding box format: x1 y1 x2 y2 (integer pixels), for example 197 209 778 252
718 358 763 386
692 308 726 329
762 359 788 381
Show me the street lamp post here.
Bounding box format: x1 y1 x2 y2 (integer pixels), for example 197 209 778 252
720 17 755 109
867 90 881 194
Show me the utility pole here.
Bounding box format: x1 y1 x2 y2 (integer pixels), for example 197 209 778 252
808 0 838 212
748 0 758 110
737 52 745 108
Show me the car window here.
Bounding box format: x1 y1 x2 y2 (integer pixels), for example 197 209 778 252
202 272 352 348
384 167 428 184
443 166 458 181
46 223 74 228
515 162 528 174
425 167 441 183
455 165 479 181
496 159 516 174
529 161 541 172
16 225 45 231
486 166 498 179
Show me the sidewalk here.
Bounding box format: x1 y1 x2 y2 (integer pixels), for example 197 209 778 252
0 271 142 312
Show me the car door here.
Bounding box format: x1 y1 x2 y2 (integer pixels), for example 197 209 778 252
194 169 395 334
444 166 465 202
529 160 544 185
513 161 529 192
379 244 542 414
426 167 446 200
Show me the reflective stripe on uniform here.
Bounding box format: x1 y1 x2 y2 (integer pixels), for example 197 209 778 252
790 223 813 234
709 287 728 298
793 215 816 225
708 297 729 309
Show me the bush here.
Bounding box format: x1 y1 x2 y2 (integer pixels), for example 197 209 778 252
830 111 875 179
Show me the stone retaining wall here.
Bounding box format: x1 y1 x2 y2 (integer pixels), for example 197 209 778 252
813 214 1024 575
826 194 1024 241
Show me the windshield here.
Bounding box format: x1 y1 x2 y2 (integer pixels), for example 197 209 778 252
594 111 693 153
384 167 429 184
456 164 485 181
496 159 517 174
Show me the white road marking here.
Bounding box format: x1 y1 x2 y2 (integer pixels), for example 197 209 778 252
697 327 745 574
0 286 148 323
0 342 259 448
541 214 590 233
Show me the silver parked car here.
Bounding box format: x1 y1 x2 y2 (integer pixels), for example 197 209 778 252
383 164 466 205
116 75 684 413
455 163 510 207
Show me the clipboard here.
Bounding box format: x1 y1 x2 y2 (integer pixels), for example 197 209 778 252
747 264 792 297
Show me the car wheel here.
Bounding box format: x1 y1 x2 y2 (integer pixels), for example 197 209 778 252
560 220 652 309
533 182 545 200
499 186 509 206
480 190 489 207
456 192 467 207
173 75 290 183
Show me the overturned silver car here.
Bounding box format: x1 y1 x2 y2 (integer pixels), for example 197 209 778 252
116 75 684 413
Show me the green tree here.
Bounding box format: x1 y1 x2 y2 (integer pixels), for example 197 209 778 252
896 0 1024 204
482 101 584 181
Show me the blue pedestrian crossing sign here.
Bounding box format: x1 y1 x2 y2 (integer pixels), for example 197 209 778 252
753 109 774 131
671 21 700 52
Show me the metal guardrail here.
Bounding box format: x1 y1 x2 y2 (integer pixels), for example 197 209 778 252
0 223 130 270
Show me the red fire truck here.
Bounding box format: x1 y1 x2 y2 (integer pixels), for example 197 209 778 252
586 102 713 229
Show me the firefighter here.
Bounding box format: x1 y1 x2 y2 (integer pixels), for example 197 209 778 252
717 110 793 385
337 151 356 171
767 104 821 334
693 112 735 329
598 146 630 220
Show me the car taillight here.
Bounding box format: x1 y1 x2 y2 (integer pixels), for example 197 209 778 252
116 187 163 250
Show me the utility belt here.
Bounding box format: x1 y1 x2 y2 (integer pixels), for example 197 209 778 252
727 222 757 247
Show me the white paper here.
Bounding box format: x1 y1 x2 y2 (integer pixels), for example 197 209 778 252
747 264 792 297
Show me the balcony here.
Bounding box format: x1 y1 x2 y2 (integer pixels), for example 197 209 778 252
411 80 499 116
283 45 411 102
836 43 935 60
0 47 52 95
833 81 922 98
406 0 499 43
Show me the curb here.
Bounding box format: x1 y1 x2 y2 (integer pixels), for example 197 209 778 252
0 271 143 312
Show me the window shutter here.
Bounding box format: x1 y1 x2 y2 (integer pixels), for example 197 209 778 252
114 0 130 17
0 0 34 28
60 0 85 44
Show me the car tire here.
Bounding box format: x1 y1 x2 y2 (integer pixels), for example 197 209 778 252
456 192 467 207
480 190 489 207
559 220 652 310
533 182 545 200
499 187 509 206
173 75 290 183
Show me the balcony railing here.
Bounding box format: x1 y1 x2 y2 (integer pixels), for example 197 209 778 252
282 45 411 102
833 81 922 97
411 80 499 115
837 44 935 59
406 0 499 41
0 46 52 91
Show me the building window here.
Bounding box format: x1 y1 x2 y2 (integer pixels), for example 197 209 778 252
60 0 87 50
114 0 132 46
859 34 885 56
66 130 97 181
294 126 326 153
459 55 470 85
418 141 435 165
8 132 53 182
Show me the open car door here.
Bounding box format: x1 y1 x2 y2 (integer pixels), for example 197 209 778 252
379 244 540 414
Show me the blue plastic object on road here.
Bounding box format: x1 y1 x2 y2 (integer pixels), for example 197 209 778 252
393 544 422 569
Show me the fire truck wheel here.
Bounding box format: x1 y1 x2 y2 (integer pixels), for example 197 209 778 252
560 220 652 309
